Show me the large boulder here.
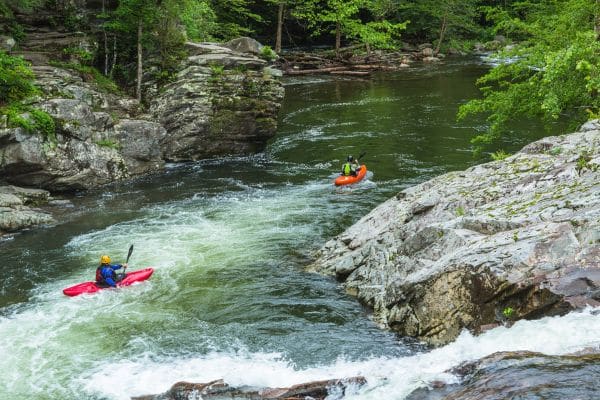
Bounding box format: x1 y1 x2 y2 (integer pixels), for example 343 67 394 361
0 61 166 191
148 42 284 161
310 122 600 346
224 36 264 55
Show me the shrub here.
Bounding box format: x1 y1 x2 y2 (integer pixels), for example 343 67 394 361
0 51 39 106
491 149 510 161
260 45 277 62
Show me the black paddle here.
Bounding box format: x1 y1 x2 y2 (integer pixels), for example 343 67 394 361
123 244 133 277
357 151 366 162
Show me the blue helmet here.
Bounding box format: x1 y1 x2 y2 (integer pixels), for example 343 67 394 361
347 155 354 162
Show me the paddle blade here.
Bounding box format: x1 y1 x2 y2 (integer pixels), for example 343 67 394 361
126 244 134 263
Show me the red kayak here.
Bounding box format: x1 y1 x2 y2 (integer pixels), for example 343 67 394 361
63 268 154 297
334 164 367 186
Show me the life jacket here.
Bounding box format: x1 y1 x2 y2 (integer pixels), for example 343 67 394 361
96 265 114 283
95 266 104 283
342 163 352 176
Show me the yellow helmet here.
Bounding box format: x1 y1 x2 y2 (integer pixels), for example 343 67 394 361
100 255 111 264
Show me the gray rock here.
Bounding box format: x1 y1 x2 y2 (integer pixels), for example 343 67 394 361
148 41 284 162
112 119 166 174
132 377 367 400
0 35 16 52
185 42 232 56
0 185 54 235
310 121 600 346
224 36 264 55
422 47 434 57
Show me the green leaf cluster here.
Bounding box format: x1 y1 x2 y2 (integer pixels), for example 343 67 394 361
0 51 39 106
459 0 600 149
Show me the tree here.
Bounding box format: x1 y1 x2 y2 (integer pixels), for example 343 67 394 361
294 0 405 55
458 0 600 149
398 0 480 52
209 0 263 40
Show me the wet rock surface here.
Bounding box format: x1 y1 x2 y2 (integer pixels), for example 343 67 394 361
132 377 366 400
0 185 56 237
310 121 600 346
406 350 600 400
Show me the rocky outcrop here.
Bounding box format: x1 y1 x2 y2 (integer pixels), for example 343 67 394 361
132 377 366 400
0 185 55 237
310 121 600 346
148 42 284 161
0 89 166 191
406 350 600 400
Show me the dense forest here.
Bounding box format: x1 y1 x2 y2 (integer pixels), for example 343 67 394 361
1 0 599 149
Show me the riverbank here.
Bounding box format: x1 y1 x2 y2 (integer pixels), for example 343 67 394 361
310 120 600 346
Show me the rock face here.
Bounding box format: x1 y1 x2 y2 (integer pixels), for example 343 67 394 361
0 185 55 237
310 121 600 346
0 86 166 190
148 42 284 161
132 377 366 400
406 350 600 400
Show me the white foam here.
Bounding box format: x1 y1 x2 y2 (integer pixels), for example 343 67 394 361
80 309 600 400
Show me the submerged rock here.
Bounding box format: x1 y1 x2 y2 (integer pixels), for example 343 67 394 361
310 122 600 346
132 377 366 400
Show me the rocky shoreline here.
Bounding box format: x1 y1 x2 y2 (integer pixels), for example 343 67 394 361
310 120 600 346
0 185 57 239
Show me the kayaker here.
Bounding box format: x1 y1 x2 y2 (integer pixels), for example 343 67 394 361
95 255 128 287
341 155 360 176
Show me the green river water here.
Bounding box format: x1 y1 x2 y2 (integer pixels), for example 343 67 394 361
1 57 599 400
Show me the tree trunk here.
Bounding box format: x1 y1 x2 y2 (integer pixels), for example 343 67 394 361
110 35 117 77
596 0 600 40
335 22 341 57
275 2 284 53
102 0 108 75
435 11 448 55
136 19 143 103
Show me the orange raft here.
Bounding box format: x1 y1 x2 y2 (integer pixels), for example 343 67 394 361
334 164 367 186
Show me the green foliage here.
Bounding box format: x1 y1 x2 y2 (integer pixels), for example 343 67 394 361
455 206 465 216
398 0 481 45
575 151 594 174
0 51 39 106
2 105 56 142
210 0 263 40
459 0 600 150
95 139 121 149
502 306 515 319
48 62 121 94
293 0 407 51
491 149 510 161
29 108 56 142
209 64 225 76
260 45 277 61
62 47 94 66
0 0 42 16
180 0 217 41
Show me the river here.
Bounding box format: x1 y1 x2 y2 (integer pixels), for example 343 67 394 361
1 57 598 399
